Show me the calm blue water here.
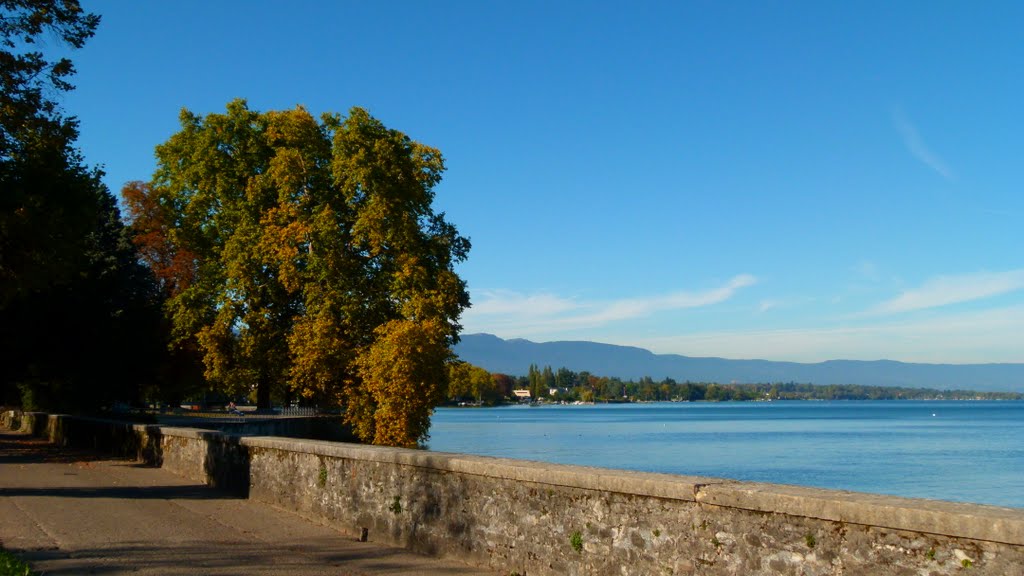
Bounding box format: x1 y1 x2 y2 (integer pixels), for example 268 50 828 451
427 401 1024 508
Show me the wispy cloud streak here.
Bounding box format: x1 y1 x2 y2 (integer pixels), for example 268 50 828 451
893 109 953 180
636 305 1024 364
872 269 1024 314
465 275 757 334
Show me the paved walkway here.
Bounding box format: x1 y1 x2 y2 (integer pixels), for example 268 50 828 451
0 430 498 575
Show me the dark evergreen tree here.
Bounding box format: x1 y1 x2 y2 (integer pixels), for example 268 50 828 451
1 1 169 412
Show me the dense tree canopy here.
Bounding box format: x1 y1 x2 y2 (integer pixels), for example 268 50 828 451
446 360 501 405
1 1 166 411
0 0 99 155
125 100 470 446
0 0 101 305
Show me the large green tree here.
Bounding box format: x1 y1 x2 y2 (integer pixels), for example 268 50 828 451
126 100 470 446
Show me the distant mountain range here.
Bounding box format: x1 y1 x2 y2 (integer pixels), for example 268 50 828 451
454 334 1024 393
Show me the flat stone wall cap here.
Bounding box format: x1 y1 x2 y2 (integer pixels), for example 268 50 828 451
696 481 1024 545
240 435 728 502
149 425 226 440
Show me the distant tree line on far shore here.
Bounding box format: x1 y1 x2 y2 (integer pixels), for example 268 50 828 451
444 362 1024 405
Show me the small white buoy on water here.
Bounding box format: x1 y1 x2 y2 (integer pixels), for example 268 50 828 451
932 413 936 417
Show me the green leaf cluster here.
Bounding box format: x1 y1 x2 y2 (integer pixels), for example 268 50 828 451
447 361 502 405
1 0 101 305
0 548 38 576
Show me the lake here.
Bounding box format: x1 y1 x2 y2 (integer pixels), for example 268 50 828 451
427 400 1024 508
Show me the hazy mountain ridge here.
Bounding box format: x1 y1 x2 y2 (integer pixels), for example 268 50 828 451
455 334 1024 393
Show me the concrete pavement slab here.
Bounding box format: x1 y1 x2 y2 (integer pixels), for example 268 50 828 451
0 430 499 575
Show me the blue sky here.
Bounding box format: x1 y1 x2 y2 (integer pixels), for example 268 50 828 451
67 1 1024 363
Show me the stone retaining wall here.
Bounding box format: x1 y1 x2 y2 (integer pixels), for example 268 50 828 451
154 414 355 442
5 411 1023 575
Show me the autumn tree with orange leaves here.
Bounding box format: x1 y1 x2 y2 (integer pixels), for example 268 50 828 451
123 100 470 447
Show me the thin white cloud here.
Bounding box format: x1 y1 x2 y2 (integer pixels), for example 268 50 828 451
586 274 758 324
873 269 1024 315
635 305 1024 364
893 109 954 180
469 291 577 317
464 275 757 335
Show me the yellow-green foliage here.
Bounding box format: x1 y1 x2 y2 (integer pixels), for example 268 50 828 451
126 100 470 446
353 318 451 447
447 361 498 402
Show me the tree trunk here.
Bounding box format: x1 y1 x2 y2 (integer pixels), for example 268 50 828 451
256 377 272 410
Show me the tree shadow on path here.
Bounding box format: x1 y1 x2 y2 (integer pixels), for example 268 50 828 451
0 430 108 464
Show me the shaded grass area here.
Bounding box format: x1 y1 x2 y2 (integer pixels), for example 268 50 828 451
0 549 38 576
